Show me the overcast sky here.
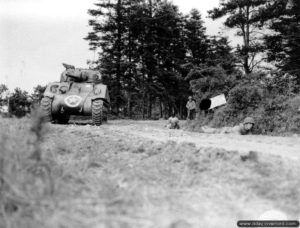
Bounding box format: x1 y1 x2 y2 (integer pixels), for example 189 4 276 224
0 0 231 93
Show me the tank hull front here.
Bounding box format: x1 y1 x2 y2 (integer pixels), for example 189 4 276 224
43 81 110 120
51 94 108 116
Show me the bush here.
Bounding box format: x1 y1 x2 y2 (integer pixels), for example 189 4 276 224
210 105 239 127
187 83 300 135
185 68 300 135
208 84 263 127
189 65 237 102
9 88 31 118
227 85 264 111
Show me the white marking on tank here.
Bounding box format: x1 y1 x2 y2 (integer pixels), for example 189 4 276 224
64 95 82 107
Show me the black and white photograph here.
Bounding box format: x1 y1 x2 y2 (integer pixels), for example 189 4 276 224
0 0 300 227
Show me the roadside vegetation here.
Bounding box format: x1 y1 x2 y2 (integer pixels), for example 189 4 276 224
184 76 300 135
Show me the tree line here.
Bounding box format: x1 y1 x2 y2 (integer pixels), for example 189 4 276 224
85 0 300 119
0 84 46 117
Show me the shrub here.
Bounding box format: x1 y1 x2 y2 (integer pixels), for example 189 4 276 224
187 82 300 135
9 88 31 118
213 95 300 135
210 105 239 127
189 65 237 102
208 84 263 127
227 85 264 111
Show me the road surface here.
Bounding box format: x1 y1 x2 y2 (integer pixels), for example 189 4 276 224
73 120 300 161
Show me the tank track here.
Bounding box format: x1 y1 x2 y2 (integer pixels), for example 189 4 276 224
40 97 53 122
92 100 103 126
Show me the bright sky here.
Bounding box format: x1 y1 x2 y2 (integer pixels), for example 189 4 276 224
0 0 229 93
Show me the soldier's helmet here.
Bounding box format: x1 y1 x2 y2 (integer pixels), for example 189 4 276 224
172 117 179 123
168 117 179 123
243 117 255 125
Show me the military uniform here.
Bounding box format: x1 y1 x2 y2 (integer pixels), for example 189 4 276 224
201 117 255 135
186 97 196 120
220 124 252 135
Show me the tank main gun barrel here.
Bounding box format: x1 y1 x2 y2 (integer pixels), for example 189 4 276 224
65 70 88 81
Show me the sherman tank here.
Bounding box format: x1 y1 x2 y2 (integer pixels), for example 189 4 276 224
41 63 110 126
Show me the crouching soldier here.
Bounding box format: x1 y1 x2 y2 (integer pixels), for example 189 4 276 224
201 117 255 135
166 116 180 129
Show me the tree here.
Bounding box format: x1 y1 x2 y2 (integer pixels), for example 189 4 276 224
185 36 238 102
184 9 208 65
0 84 9 109
152 2 185 117
206 36 237 74
85 0 216 119
261 0 300 87
0 84 8 100
208 0 267 74
137 0 161 118
9 88 31 117
85 0 129 115
32 85 46 103
0 84 8 95
86 0 153 117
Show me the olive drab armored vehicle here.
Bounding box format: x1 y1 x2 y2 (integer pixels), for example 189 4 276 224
41 63 110 126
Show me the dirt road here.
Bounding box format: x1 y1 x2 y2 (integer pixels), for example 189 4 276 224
80 120 300 161
1 118 300 228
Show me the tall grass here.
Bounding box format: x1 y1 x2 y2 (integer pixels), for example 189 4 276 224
0 109 56 228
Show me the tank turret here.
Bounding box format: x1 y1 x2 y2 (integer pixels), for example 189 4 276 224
60 63 101 83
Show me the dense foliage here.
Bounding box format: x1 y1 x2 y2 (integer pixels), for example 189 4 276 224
85 0 237 119
208 0 268 74
261 0 300 86
0 85 46 118
8 88 31 117
83 0 300 134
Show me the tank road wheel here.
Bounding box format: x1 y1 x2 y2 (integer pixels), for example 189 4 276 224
40 97 53 122
92 100 103 126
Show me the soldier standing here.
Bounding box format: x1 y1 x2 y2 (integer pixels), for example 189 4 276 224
186 96 196 120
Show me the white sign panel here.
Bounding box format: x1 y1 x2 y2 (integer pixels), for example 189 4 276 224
209 94 227 109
